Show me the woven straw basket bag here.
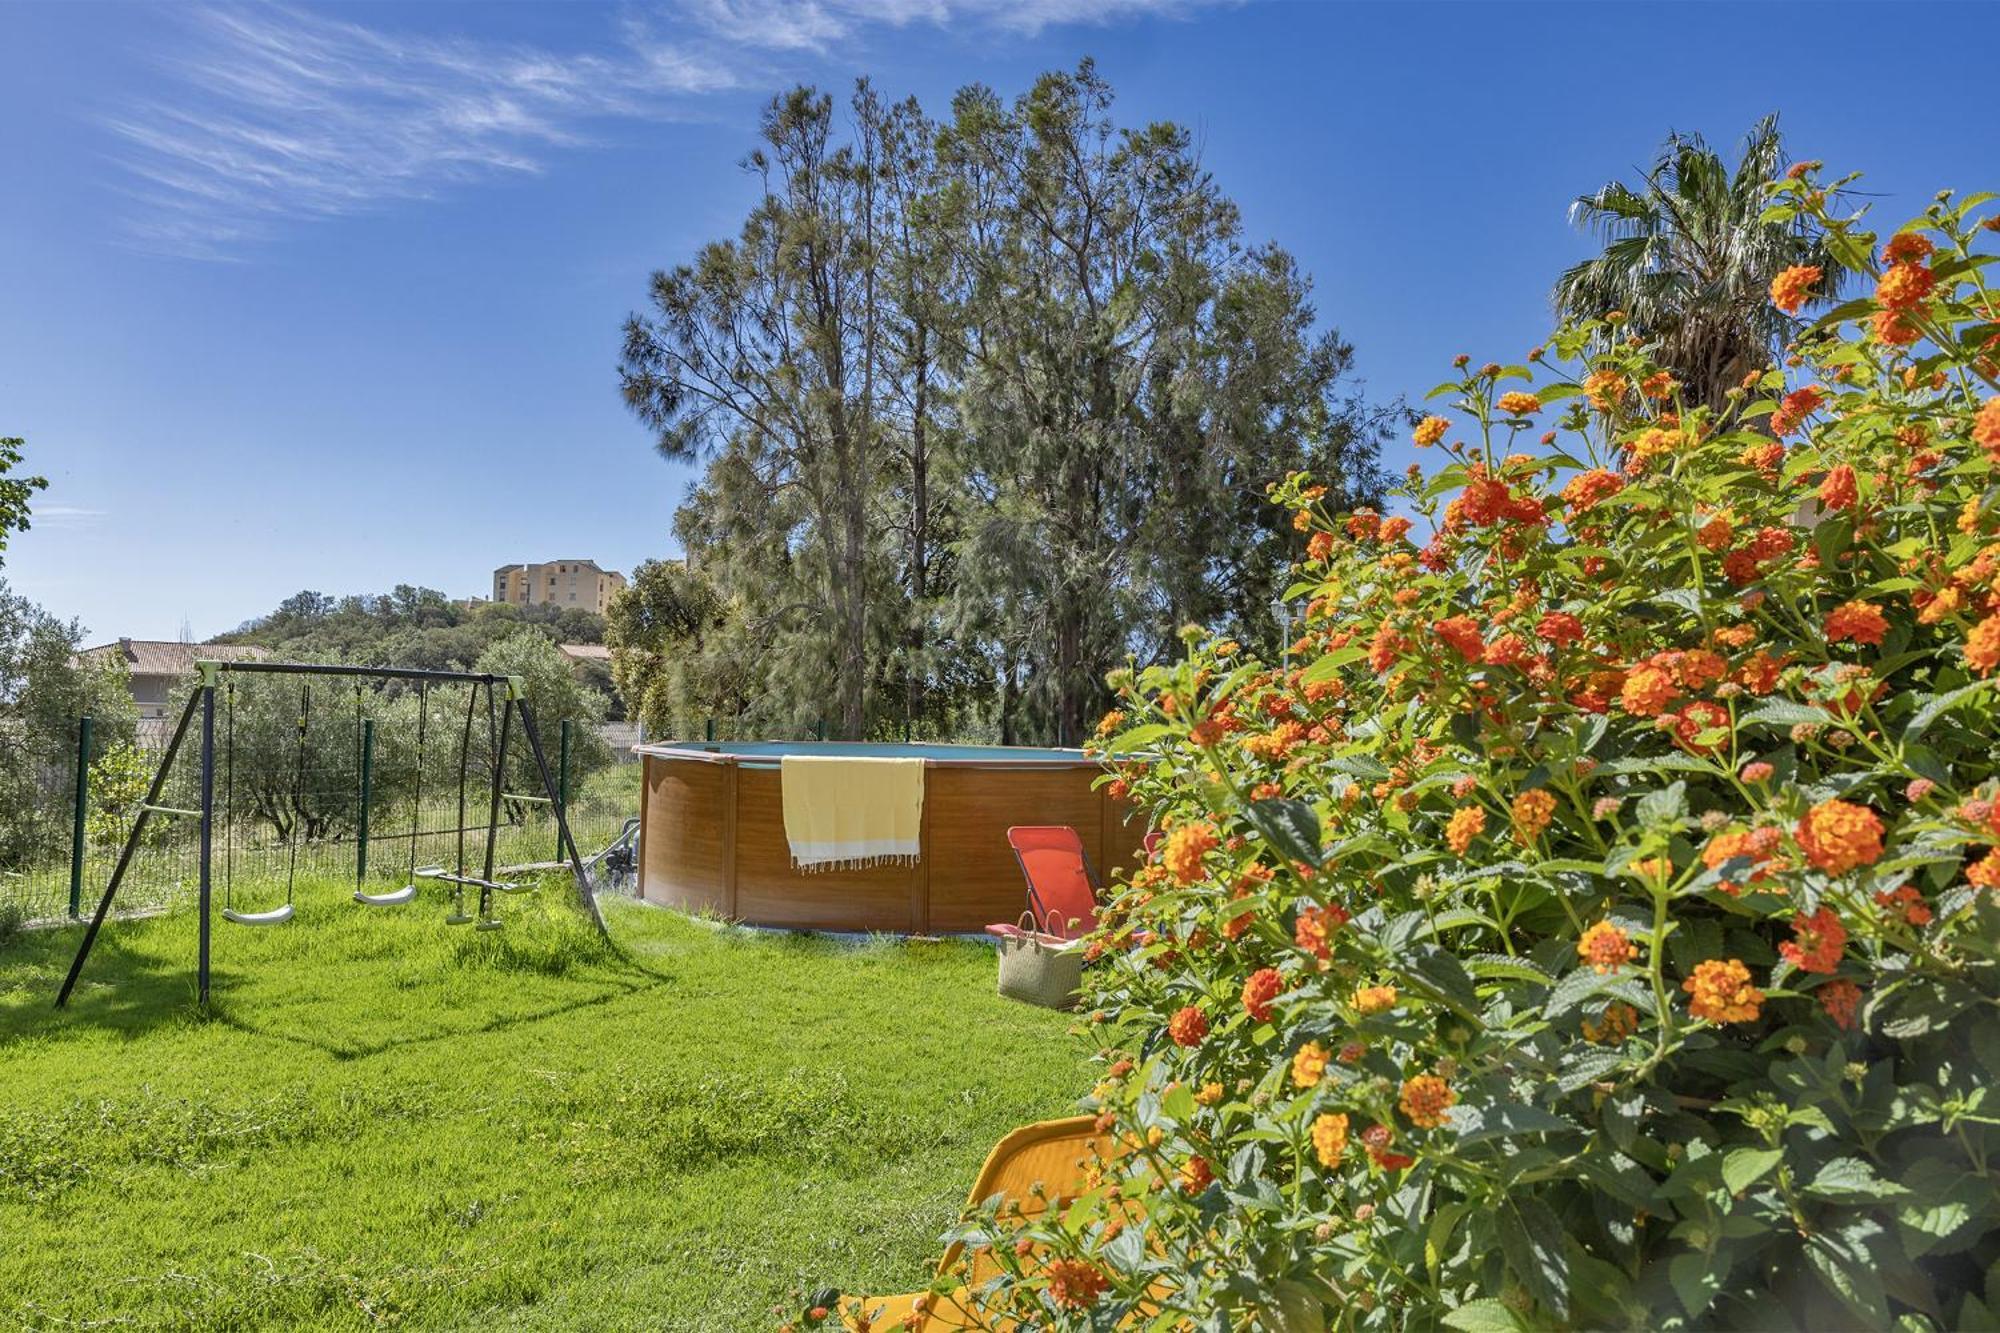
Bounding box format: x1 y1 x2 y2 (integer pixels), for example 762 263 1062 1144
996 909 1085 1010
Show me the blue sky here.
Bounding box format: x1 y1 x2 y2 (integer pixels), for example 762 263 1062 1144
2 0 1991 643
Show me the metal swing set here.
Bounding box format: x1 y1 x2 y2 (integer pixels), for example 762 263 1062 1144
55 660 608 1009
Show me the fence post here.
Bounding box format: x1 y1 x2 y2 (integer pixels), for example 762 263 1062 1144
357 718 374 882
68 714 92 919
554 719 571 861
705 716 714 743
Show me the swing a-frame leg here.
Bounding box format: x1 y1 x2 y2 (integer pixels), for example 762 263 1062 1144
56 674 211 1008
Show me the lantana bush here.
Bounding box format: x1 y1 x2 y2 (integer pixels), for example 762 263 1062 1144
801 171 2000 1331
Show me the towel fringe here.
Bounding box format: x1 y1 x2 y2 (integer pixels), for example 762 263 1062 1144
791 853 921 874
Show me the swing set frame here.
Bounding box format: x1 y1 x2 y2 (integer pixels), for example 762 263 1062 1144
55 660 609 1009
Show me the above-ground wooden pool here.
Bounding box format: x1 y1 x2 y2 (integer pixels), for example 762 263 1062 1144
636 741 1144 933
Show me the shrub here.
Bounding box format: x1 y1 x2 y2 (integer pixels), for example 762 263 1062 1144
819 174 2000 1330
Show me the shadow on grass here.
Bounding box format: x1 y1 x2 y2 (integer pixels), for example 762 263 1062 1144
1 904 682 1061
0 922 231 1045
219 966 674 1060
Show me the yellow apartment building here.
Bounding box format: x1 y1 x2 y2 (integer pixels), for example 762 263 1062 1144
491 559 628 613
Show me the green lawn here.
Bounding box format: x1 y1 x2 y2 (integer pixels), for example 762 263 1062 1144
0 884 1085 1330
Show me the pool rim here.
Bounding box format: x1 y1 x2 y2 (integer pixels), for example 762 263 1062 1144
631 739 1108 770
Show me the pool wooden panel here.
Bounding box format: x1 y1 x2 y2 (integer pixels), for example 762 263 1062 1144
638 748 1141 933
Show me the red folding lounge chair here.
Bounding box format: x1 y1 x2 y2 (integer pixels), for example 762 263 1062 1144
985 825 1100 943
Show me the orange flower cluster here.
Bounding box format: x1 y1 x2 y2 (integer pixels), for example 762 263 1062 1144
1824 599 1889 645
1294 902 1347 960
1310 1112 1349 1167
1619 661 1679 717
1683 958 1764 1024
1241 967 1284 1022
1413 415 1451 447
1045 1259 1108 1311
1511 788 1556 845
1576 920 1635 974
1444 805 1485 855
1974 398 2000 458
1398 1074 1457 1128
1876 257 1936 311
1561 468 1624 514
1291 1041 1329 1089
1819 463 1859 512
1966 614 2000 675
1795 799 1885 874
1768 263 1822 314
1352 984 1397 1014
1360 1124 1412 1172
1770 385 1825 436
1433 615 1485 663
1162 821 1219 885
1167 1005 1209 1048
1701 825 1785 896
1779 906 1847 974
1582 369 1625 410
1873 883 1932 926
1582 1002 1638 1044
1818 978 1862 1031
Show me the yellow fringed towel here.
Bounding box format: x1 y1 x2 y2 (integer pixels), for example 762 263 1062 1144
780 756 925 872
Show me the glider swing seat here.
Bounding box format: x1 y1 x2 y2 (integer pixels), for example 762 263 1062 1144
55 660 608 1009
410 676 529 930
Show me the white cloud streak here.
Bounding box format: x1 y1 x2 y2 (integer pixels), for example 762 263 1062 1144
31 506 108 530
107 0 1224 259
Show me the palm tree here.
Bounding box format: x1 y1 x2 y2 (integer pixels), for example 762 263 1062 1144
1555 114 1841 411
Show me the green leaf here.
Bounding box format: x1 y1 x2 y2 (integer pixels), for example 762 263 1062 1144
1499 1198 1570 1321
1262 1280 1327 1333
1440 1299 1528 1333
1465 953 1552 985
1721 1146 1783 1194
1904 681 1992 742
1670 1251 1727 1319
1106 722 1173 750
1805 1156 1911 1204
1448 1102 1577 1145
1653 588 1703 615
1241 798 1322 866
1878 977 1979 1039
1545 965 1630 1018
1404 945 1480 1017
1297 646 1362 684
1557 1048 1627 1093
1956 1293 2000 1333
1897 1155 1992 1257
1739 700 1837 730
1807 1217 1892 1327
1635 781 1687 829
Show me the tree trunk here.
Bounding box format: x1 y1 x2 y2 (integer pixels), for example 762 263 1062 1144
904 328 930 734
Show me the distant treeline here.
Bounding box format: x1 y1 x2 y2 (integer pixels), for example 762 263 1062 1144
217 586 618 717
611 62 1399 746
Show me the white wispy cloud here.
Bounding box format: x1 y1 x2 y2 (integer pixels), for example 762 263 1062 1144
106 0 1224 259
31 505 108 530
